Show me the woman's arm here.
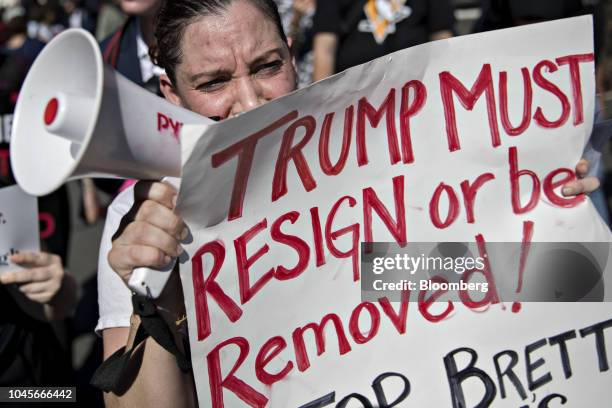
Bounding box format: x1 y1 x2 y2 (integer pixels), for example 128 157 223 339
100 181 196 408
101 273 196 408
313 32 338 82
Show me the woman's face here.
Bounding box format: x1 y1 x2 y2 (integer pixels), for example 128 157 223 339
160 0 297 120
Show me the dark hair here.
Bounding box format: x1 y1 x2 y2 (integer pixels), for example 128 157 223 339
155 0 286 84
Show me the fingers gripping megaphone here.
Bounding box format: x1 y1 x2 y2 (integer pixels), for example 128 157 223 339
10 29 213 297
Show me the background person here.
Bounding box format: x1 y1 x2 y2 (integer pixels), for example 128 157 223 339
82 0 164 226
473 0 610 224
0 5 71 270
0 4 77 393
83 0 165 224
100 0 163 94
312 0 455 81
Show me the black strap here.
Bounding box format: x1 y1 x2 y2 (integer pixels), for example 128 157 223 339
90 324 148 392
133 295 191 372
90 295 190 393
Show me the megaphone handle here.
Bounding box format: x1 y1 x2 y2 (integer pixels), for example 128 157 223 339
128 261 176 298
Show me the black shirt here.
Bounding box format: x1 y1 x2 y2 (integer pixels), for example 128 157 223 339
0 286 73 387
313 0 455 72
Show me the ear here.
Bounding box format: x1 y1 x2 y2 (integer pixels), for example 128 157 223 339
159 73 184 107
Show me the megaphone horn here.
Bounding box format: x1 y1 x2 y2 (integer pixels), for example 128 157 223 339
11 29 213 298
10 28 212 197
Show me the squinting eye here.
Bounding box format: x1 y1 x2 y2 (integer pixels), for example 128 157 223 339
254 60 283 75
197 78 228 93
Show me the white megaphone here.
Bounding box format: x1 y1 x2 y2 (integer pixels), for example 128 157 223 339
10 28 213 298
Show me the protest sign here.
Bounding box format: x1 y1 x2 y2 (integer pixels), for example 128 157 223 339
175 17 612 407
0 185 39 273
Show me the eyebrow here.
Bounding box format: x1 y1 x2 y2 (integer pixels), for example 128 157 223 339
188 47 285 83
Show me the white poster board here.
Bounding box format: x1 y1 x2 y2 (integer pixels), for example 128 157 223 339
0 184 40 273
176 17 612 407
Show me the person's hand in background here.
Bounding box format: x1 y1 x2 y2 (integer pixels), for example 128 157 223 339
0 251 77 320
562 158 601 197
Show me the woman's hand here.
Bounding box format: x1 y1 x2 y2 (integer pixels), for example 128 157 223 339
108 181 188 288
1 251 65 304
562 158 600 197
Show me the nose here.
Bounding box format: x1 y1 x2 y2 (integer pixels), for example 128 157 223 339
231 77 264 117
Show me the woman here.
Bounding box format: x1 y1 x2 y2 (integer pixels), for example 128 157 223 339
96 1 296 407
96 1 599 406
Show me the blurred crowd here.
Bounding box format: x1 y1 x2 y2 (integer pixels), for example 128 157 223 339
0 0 609 406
